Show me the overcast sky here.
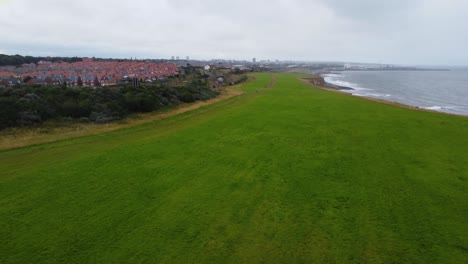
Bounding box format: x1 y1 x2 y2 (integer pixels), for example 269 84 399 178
0 0 467 65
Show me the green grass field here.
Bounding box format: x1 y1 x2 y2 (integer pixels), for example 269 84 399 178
1 73 467 263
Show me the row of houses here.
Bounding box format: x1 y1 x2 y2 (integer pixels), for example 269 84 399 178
0 58 178 88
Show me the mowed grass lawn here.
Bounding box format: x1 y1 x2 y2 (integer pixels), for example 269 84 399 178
1 73 467 263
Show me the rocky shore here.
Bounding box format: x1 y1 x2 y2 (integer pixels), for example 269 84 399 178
302 75 354 90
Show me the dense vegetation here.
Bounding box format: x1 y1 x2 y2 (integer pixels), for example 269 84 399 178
0 54 82 66
0 81 218 129
1 73 467 263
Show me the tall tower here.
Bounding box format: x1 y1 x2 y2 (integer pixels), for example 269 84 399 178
253 58 256 63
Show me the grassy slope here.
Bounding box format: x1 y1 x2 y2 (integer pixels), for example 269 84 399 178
1 73 467 263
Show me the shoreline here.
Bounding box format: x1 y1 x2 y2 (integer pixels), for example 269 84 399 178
322 81 354 91
301 77 468 118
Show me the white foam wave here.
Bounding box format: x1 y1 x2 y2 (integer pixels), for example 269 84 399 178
423 105 459 111
355 93 392 97
324 77 372 91
424 106 443 110
352 93 391 98
322 73 343 78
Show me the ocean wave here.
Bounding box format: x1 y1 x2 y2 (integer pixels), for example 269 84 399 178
352 93 392 98
320 70 468 115
423 105 458 111
322 73 343 78
324 78 372 91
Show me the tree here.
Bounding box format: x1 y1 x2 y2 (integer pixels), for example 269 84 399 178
77 76 83 87
93 76 101 87
23 76 33 83
0 97 20 129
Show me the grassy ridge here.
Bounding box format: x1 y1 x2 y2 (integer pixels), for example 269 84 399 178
1 73 467 263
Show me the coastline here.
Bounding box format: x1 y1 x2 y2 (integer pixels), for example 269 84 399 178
300 77 468 118
322 81 355 91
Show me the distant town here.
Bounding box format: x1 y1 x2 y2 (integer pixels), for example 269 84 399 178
0 54 448 88
0 58 178 87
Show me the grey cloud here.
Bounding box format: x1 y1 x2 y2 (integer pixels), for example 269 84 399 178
320 0 422 20
0 0 466 65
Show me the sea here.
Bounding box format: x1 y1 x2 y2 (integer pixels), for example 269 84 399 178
322 69 468 115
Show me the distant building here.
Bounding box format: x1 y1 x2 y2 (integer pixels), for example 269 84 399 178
253 58 256 63
186 56 190 61
232 65 251 71
204 65 211 71
0 60 179 88
176 56 179 60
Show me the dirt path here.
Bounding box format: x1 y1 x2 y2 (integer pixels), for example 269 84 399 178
0 84 246 151
266 74 277 89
